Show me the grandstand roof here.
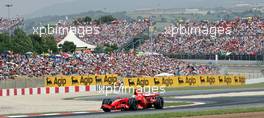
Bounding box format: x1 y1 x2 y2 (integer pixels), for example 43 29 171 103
57 30 96 50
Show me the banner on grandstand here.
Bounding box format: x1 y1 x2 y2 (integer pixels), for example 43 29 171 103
45 74 118 87
123 75 245 87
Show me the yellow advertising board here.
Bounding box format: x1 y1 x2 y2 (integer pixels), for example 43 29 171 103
124 75 246 88
46 74 245 87
45 74 118 87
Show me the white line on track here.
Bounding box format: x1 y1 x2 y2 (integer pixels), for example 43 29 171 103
175 91 264 99
72 111 90 114
164 102 205 108
8 115 29 118
42 113 61 116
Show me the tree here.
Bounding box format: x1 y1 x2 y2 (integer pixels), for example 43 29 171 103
98 15 116 24
104 43 118 53
93 19 100 24
137 16 144 21
93 43 118 53
83 16 92 23
74 16 92 25
0 28 58 54
12 28 33 53
61 41 76 53
29 34 44 54
93 45 104 53
0 32 12 52
42 35 58 53
29 34 58 54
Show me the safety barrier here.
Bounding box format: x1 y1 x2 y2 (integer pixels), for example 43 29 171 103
45 74 118 87
0 85 96 96
45 74 245 88
124 75 246 87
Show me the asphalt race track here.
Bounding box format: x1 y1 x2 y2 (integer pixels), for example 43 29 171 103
40 88 264 118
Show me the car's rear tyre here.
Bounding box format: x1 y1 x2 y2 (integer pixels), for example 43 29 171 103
154 96 164 109
103 108 111 112
102 99 112 112
128 98 137 110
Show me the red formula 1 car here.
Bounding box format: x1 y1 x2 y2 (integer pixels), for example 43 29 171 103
101 90 164 112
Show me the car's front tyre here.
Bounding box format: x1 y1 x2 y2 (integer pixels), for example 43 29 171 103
154 96 164 109
128 98 138 110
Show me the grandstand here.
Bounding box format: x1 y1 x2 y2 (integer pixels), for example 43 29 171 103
0 17 23 33
0 14 263 89
2 16 264 81
138 17 264 61
54 19 149 48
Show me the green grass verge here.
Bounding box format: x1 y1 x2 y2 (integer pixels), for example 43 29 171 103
165 82 264 91
115 107 264 118
165 102 192 107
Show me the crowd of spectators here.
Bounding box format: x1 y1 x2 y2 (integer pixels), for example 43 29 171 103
0 51 218 79
0 17 23 32
139 17 264 55
6 17 262 79
55 19 149 47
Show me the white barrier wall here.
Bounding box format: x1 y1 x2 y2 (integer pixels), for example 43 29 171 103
246 78 264 84
0 85 96 97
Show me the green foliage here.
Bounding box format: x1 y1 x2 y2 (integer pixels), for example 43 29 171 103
11 29 33 53
93 45 105 53
93 19 100 24
0 33 12 52
0 28 58 54
73 16 92 25
29 34 58 54
29 34 44 54
98 15 116 24
42 35 58 53
72 15 116 25
104 43 118 53
83 16 92 23
60 41 76 53
93 44 118 53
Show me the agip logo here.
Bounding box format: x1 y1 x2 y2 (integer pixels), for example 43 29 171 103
224 76 232 84
126 78 150 87
80 76 94 85
104 76 117 85
206 76 216 85
162 78 173 87
128 79 136 86
186 76 196 86
46 77 67 87
137 79 150 87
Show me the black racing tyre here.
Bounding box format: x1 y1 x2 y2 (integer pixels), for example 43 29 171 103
128 98 137 110
102 108 111 112
147 104 152 108
102 99 112 112
154 96 164 109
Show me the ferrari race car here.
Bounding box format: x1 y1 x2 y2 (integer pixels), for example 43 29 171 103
101 90 164 112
